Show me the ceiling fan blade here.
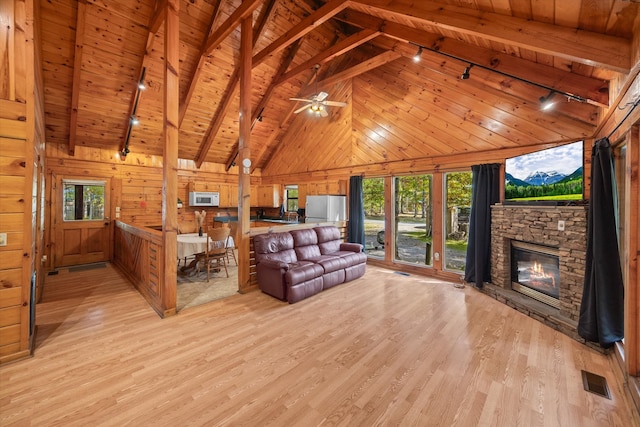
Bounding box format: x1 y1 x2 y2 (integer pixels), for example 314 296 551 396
316 91 329 101
320 108 328 117
323 100 348 107
290 97 313 102
294 104 311 114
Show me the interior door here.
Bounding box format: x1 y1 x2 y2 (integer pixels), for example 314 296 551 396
54 177 111 267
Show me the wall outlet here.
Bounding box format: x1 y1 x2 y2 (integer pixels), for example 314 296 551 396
0 233 6 246
434 252 440 261
558 220 565 231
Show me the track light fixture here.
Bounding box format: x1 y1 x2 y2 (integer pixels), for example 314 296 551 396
413 46 423 62
131 116 139 125
460 64 473 80
408 42 587 110
539 91 556 111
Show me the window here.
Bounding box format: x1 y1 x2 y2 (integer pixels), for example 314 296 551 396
363 177 385 258
285 185 298 211
444 171 472 271
63 180 105 221
394 174 433 265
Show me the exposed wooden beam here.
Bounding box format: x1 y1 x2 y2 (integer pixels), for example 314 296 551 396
276 28 380 86
68 0 87 156
162 0 179 315
238 16 253 293
202 0 263 55
178 0 222 126
302 50 401 96
336 10 610 108
350 0 631 73
253 0 351 67
193 1 276 166
225 39 304 171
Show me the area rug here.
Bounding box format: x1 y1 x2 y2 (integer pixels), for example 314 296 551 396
176 262 239 312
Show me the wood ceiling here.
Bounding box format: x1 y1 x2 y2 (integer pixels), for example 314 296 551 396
39 0 640 173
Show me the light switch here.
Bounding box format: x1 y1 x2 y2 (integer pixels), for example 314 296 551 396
0 233 6 246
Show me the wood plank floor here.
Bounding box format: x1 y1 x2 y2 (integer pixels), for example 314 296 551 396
1 264 637 426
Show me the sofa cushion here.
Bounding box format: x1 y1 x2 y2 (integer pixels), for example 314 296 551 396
285 262 324 286
290 229 321 260
332 251 367 267
315 226 342 255
313 256 348 273
254 232 297 264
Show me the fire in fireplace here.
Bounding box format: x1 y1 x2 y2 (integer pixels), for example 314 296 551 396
511 241 560 308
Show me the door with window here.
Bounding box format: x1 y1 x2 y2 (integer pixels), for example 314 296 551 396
54 178 111 267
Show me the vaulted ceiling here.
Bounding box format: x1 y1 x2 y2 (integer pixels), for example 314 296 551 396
39 0 640 174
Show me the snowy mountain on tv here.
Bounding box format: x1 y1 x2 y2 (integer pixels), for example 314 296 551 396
524 170 566 186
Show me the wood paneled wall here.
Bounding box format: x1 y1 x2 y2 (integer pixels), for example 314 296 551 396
0 0 45 364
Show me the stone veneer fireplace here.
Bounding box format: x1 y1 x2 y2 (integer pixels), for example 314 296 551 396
484 204 592 346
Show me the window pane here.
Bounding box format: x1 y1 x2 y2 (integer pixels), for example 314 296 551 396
394 175 433 265
363 177 385 258
63 183 105 221
286 186 298 212
444 171 472 271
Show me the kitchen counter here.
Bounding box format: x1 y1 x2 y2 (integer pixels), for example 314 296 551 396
213 216 298 226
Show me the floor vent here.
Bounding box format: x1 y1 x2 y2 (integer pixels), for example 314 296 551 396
394 271 410 276
581 370 611 399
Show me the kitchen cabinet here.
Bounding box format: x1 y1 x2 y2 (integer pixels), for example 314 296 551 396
218 184 238 208
257 184 280 208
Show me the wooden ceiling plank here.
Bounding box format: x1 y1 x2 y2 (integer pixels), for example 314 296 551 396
192 1 276 166
254 70 319 169
68 0 87 156
252 0 352 67
336 10 610 107
120 0 165 154
178 0 223 127
276 28 380 86
225 39 303 170
350 0 631 73
202 0 263 55
195 70 240 168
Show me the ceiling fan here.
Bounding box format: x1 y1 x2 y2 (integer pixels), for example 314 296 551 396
290 64 347 117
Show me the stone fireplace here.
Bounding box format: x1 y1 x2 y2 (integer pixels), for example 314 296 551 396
484 204 591 346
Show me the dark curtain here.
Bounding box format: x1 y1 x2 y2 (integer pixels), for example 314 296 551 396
348 175 365 247
464 163 501 288
578 137 624 348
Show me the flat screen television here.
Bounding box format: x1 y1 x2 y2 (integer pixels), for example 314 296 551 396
505 141 584 203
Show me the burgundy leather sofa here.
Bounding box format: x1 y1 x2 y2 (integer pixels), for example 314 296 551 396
253 226 366 303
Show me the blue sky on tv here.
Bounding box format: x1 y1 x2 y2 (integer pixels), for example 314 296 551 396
506 141 583 180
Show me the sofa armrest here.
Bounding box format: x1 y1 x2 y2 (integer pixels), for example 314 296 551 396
258 259 291 271
340 242 364 253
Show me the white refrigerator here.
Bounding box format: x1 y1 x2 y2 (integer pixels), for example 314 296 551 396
305 195 346 223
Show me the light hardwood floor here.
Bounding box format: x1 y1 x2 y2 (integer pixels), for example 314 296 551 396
1 264 637 426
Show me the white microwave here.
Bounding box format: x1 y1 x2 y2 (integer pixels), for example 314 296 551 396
189 191 219 207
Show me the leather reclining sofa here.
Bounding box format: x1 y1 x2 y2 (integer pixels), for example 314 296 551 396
253 226 367 303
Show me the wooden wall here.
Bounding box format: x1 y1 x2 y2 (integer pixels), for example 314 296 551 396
0 0 45 364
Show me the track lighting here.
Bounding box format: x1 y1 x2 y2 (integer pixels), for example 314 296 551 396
413 46 423 62
407 42 587 112
539 91 556 111
131 116 139 125
121 146 130 158
138 81 146 90
460 64 473 80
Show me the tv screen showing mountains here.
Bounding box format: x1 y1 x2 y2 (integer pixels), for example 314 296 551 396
505 142 584 201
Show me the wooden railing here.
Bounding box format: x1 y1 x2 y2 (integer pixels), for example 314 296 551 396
113 221 175 317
